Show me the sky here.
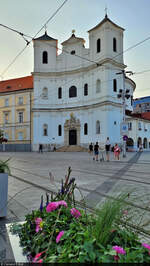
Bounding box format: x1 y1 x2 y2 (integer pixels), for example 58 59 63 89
0 0 150 99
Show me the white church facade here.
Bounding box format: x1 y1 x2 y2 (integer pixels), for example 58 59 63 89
32 15 136 151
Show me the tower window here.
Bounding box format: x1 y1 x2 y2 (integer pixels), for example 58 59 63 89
97 38 101 53
96 79 101 93
113 38 117 52
84 123 88 135
58 125 62 136
69 86 77 98
58 87 62 99
42 51 48 64
84 83 88 96
113 79 117 92
71 50 75 55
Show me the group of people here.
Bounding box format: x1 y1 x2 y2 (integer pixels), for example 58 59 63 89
89 137 121 161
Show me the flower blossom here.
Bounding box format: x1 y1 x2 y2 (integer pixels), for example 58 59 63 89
56 231 64 243
70 208 81 219
112 245 126 255
46 200 67 213
142 243 150 254
32 251 45 262
35 217 43 233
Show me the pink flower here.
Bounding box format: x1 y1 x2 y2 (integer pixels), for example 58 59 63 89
58 200 67 208
33 251 45 262
142 243 150 251
35 217 43 233
46 201 67 213
112 245 126 255
70 208 81 219
56 231 64 243
46 202 59 212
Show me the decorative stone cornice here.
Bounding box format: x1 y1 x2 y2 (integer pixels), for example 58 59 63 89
32 100 122 112
32 58 126 78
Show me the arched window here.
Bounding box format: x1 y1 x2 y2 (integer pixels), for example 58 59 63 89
69 86 77 98
58 87 62 99
96 120 100 134
113 79 117 92
143 138 147 149
42 51 48 64
96 79 101 93
42 87 48 99
84 123 88 135
97 38 101 53
58 125 62 136
43 124 48 136
84 83 88 96
113 38 117 52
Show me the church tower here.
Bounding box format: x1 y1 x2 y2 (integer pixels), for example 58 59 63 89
88 14 124 65
33 31 58 72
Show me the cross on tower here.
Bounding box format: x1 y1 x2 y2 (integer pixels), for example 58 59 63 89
105 6 108 17
44 24 47 34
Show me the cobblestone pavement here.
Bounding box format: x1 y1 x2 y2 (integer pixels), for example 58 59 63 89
0 150 150 262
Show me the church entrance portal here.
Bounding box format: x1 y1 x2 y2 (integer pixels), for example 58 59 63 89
69 130 77 145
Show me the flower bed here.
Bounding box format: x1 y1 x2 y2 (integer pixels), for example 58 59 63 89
10 167 150 263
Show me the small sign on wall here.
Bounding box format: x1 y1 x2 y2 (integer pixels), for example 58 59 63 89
120 122 128 134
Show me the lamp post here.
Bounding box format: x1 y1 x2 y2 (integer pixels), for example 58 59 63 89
116 70 133 157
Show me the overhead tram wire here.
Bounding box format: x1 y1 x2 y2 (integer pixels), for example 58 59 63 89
0 0 69 78
1 13 150 78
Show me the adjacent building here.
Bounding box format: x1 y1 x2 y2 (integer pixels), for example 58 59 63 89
0 76 33 151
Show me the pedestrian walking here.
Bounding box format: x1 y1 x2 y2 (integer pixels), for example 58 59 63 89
89 142 93 155
93 142 99 161
105 137 111 162
114 143 120 160
39 143 43 153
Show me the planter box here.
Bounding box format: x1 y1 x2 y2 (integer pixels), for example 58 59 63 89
0 173 8 217
6 222 27 263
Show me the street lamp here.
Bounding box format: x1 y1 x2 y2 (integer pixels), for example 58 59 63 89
116 70 133 157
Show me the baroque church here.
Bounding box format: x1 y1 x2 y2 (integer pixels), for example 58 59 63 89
32 14 136 151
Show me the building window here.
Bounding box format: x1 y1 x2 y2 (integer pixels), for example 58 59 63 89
18 132 23 140
138 122 141 130
113 38 117 52
96 79 101 93
58 87 62 99
69 86 77 98
114 121 117 125
43 124 48 136
4 113 9 124
58 125 62 136
84 83 88 96
5 98 9 107
18 112 23 123
71 50 75 55
113 79 117 92
42 87 48 99
42 51 48 64
18 96 23 105
96 120 100 134
97 38 101 53
84 123 88 135
131 96 133 106
128 122 132 130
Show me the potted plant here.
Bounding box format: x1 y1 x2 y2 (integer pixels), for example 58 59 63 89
0 158 11 217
